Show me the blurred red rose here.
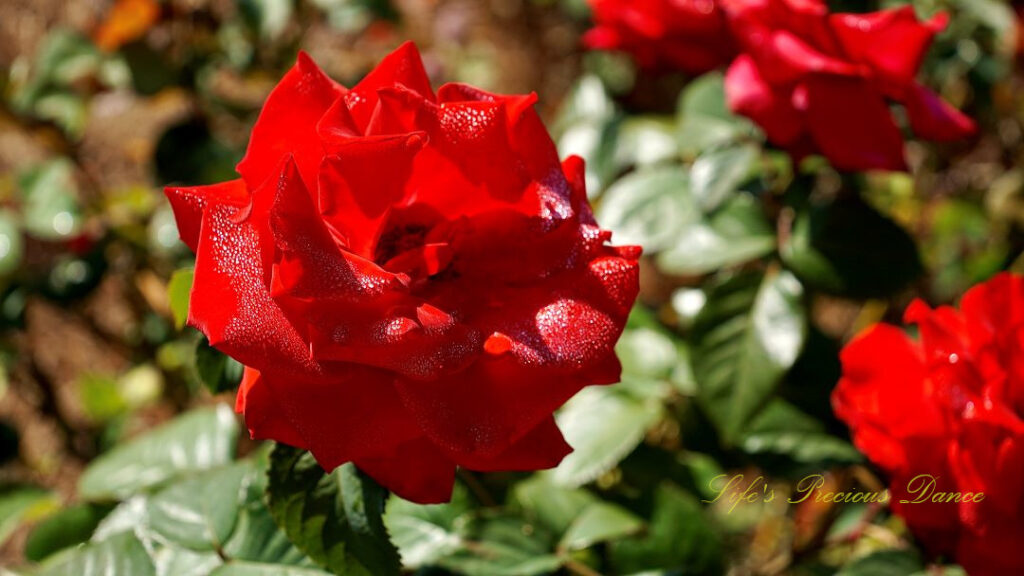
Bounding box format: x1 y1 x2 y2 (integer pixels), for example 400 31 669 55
165 43 640 504
834 273 1024 575
583 0 735 73
722 0 975 171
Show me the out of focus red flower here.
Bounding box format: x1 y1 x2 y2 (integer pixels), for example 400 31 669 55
165 43 640 504
834 273 1024 575
583 0 735 73
722 0 975 171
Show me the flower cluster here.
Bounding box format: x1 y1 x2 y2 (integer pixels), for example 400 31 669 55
166 43 640 504
833 273 1024 575
584 0 976 171
583 0 735 74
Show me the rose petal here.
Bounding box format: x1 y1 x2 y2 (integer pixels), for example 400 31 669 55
355 436 457 504
346 41 436 132
188 160 312 372
236 52 344 190
460 417 572 471
317 134 425 258
724 55 805 146
829 7 946 89
803 73 907 171
834 324 944 472
164 179 248 252
254 365 425 469
236 367 307 449
903 82 977 142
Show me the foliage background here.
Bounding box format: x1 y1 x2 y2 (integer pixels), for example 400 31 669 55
0 0 1022 574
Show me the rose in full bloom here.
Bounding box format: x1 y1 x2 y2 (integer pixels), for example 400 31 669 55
583 0 735 73
164 43 640 504
721 0 976 171
833 273 1024 575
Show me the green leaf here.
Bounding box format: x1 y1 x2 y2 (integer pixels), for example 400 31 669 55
676 72 759 157
95 503 227 575
13 30 102 131
90 454 314 571
555 75 622 195
81 368 160 423
559 502 643 551
609 484 722 575
581 50 637 94
556 75 617 127
438 514 563 576
266 444 401 576
223 453 313 566
0 487 57 548
656 194 775 275
551 386 663 487
24 503 113 562
210 563 332 576
146 462 249 550
741 400 862 465
678 72 730 121
195 337 244 394
559 120 622 197
953 0 1015 38
691 144 759 212
925 199 1008 302
679 453 728 502
909 567 966 576
614 117 679 167
240 0 295 39
152 547 223 576
168 268 194 330
512 474 642 551
513 475 596 536
616 327 679 379
596 166 696 254
91 496 150 542
690 270 807 444
32 92 88 136
39 531 155 576
385 484 471 569
310 0 398 32
78 404 239 500
836 549 924 576
0 210 24 277
18 159 82 241
781 196 922 298
597 167 774 274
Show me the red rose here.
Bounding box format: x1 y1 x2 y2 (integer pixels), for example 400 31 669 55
583 0 735 73
165 43 640 504
722 0 975 171
834 273 1024 575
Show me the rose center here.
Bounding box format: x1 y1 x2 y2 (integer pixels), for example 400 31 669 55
375 223 430 265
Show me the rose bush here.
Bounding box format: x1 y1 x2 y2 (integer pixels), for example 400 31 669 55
583 0 735 73
721 0 975 171
833 273 1024 575
165 42 640 504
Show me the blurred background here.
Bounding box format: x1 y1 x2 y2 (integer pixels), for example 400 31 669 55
0 0 1022 574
